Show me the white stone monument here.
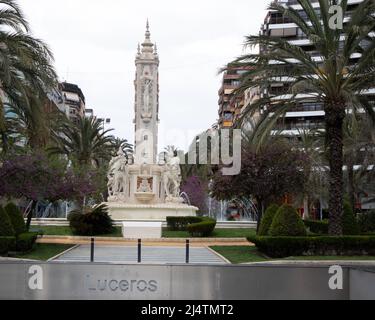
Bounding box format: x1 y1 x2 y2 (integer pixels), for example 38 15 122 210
106 21 198 230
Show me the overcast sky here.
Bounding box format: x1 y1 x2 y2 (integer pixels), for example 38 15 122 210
19 0 268 151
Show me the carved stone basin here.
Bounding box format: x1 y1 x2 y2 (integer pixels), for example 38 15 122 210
134 192 155 203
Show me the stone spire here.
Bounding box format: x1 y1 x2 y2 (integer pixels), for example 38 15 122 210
141 19 154 54
146 19 150 38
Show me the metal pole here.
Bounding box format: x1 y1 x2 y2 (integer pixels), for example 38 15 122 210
138 239 141 263
186 239 190 264
90 238 95 263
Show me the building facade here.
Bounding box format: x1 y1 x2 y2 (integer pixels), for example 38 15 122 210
217 66 248 128
58 82 86 124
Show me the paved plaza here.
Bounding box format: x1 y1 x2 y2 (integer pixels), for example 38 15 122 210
54 245 227 265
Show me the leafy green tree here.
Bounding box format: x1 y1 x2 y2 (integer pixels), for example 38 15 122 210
229 0 375 235
4 203 26 236
0 206 15 237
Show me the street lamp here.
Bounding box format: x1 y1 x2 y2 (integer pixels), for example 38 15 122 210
99 118 111 132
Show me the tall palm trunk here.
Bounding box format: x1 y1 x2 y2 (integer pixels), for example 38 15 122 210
348 158 356 214
326 104 345 235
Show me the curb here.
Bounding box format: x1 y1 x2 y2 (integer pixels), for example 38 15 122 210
47 244 80 262
206 247 232 264
38 235 250 243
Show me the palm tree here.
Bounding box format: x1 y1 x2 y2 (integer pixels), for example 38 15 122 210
111 137 133 159
49 115 115 168
0 0 57 153
230 0 375 235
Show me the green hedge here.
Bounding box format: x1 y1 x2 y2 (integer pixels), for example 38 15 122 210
166 216 204 231
358 210 375 234
0 237 16 256
187 218 217 237
249 235 375 258
5 203 26 236
166 216 217 237
15 232 38 252
304 219 329 235
258 204 279 236
0 206 15 237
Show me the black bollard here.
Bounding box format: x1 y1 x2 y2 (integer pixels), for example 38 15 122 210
90 238 95 262
186 239 190 264
138 239 142 263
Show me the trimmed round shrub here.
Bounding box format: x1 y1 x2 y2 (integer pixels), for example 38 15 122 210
358 210 375 234
186 217 217 237
5 203 26 236
68 204 114 236
343 200 360 235
258 204 279 236
15 232 38 252
166 216 203 231
0 206 15 237
269 205 307 237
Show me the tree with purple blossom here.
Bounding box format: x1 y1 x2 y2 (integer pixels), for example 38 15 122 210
0 152 99 229
181 176 208 215
211 140 308 231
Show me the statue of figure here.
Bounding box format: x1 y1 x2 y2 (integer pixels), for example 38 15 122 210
142 77 153 114
108 148 129 201
162 149 182 202
138 178 152 193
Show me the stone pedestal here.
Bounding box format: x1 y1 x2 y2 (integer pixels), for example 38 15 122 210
107 203 198 221
122 221 162 239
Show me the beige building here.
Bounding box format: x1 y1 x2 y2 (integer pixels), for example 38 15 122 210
58 82 86 124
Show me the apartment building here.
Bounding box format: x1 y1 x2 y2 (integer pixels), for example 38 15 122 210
58 82 86 124
217 66 248 128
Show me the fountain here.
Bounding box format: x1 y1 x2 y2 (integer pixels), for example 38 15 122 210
105 23 198 222
207 197 259 222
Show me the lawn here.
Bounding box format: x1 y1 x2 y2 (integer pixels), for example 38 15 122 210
31 226 123 237
15 244 74 261
211 246 268 264
163 228 257 238
210 246 375 264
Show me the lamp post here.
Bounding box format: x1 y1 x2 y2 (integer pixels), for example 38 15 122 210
98 118 111 132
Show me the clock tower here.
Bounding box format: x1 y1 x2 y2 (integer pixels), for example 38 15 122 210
134 20 160 165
